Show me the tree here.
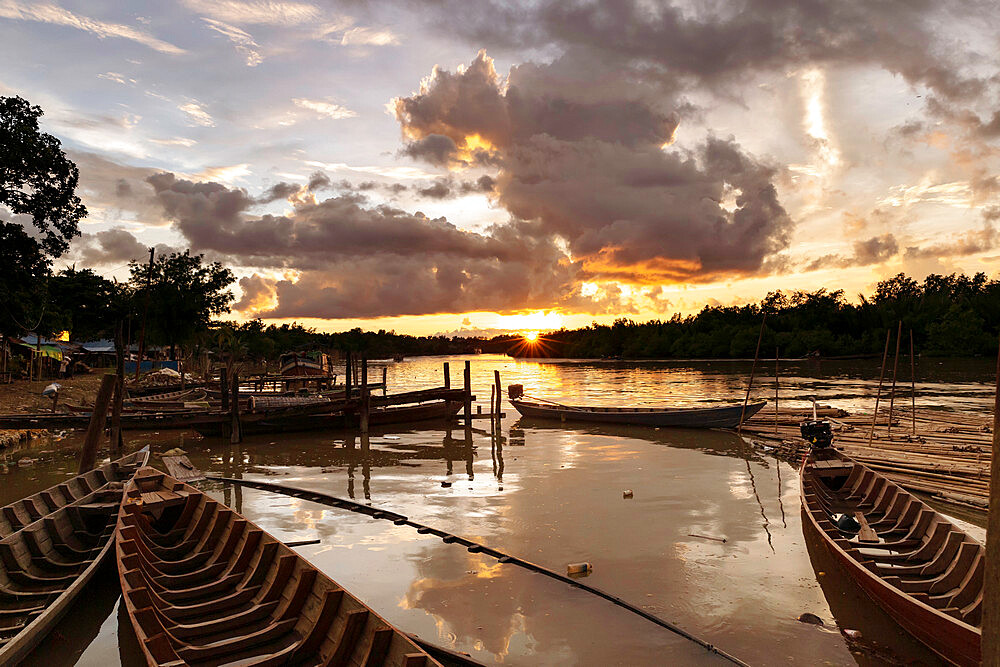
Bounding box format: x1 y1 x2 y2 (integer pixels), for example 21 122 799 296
49 268 122 341
130 251 235 359
1 96 86 257
0 221 52 337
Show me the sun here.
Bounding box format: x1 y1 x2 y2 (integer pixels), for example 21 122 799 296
524 331 539 342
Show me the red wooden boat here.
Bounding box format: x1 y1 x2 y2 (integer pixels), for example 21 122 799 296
801 446 982 665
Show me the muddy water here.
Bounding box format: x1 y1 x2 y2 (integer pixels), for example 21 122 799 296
9 354 995 666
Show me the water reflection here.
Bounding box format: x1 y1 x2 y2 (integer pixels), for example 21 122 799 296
8 354 995 666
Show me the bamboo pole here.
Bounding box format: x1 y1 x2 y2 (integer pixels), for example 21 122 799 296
230 371 241 444
738 314 766 435
774 347 779 436
866 328 893 447
134 247 155 380
982 332 1000 666
910 330 917 436
887 320 903 439
78 374 116 474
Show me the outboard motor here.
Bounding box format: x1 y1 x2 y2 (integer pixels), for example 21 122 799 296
508 384 524 400
800 419 833 449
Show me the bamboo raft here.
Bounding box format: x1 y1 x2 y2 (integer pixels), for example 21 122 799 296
115 467 442 666
0 448 149 663
744 405 994 510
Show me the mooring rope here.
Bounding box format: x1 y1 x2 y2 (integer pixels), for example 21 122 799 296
209 475 751 667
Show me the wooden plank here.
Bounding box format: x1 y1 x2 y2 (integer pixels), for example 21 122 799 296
854 512 878 543
162 456 206 483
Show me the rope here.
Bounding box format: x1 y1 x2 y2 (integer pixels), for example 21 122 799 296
209 475 751 667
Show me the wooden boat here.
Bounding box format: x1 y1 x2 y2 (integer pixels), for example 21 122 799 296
0 447 149 663
115 467 442 666
510 396 766 428
801 445 982 665
279 351 331 376
195 399 463 436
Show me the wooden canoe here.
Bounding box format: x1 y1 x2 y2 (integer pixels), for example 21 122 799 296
0 447 149 663
510 397 767 429
800 447 982 665
116 467 443 666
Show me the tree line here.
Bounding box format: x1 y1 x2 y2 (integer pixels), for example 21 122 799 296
509 273 1000 359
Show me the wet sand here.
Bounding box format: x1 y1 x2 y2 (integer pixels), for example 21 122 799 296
7 354 991 665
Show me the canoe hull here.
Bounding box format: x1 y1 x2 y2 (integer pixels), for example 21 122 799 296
800 452 981 666
510 399 766 428
0 448 149 663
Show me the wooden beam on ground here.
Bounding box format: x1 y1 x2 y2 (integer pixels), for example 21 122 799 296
78 374 116 474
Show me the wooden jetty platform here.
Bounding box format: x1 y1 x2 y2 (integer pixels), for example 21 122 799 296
743 405 993 511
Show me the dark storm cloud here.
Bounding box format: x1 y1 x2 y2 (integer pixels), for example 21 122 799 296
394 52 790 282
416 175 495 199
145 172 615 318
414 0 990 101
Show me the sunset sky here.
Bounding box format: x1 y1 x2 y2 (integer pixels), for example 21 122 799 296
2 0 999 335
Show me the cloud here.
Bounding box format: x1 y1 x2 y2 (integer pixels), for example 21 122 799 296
202 18 263 66
394 51 791 283
0 1 185 54
179 101 215 127
71 227 176 266
416 175 495 199
805 233 900 271
97 72 135 85
340 26 399 46
181 0 321 25
292 98 357 120
143 172 619 318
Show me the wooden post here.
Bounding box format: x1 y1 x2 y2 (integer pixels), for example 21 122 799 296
490 385 496 434
344 350 352 398
110 322 126 456
494 369 502 424
887 320 903 440
360 356 369 433
220 366 230 413
737 315 766 434
866 328 893 447
982 332 1000 666
230 371 241 444
774 347 779 436
134 247 155 380
381 365 387 395
910 330 917 436
78 374 116 474
443 362 450 389
180 360 185 390
463 360 472 425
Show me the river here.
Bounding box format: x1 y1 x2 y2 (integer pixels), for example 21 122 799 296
8 354 995 665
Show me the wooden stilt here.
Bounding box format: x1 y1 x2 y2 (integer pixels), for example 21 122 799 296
463 361 472 424
982 333 1000 666
443 362 450 390
220 366 229 413
344 351 352 398
360 356 369 433
382 366 387 395
887 320 903 439
494 369 502 428
230 371 241 444
866 328 893 447
78 374 116 474
738 315 766 434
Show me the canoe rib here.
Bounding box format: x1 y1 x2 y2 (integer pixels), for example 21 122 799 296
116 467 442 666
801 448 982 666
0 448 149 664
